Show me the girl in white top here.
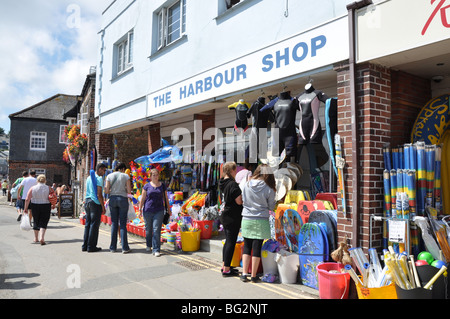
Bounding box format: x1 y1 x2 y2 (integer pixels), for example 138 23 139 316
24 175 53 245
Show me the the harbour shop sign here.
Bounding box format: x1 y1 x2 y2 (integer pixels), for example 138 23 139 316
146 17 348 118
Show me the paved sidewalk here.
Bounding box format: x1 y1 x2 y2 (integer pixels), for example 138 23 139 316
0 194 320 298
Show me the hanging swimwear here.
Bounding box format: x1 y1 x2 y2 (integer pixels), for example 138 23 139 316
296 86 329 145
228 99 251 133
271 92 299 158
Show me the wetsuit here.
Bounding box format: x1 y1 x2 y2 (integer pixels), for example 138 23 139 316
271 92 299 158
228 100 251 133
296 86 328 145
247 97 274 162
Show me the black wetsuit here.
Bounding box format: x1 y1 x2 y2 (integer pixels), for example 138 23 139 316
272 92 299 158
296 87 328 144
228 100 251 133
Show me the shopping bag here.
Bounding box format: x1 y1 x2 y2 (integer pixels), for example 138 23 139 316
104 199 111 217
20 214 32 231
127 201 136 220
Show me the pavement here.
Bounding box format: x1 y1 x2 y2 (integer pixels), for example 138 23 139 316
0 194 319 298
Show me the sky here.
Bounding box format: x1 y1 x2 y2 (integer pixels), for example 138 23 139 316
0 0 112 134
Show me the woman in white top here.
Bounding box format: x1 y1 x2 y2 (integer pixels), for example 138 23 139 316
24 175 53 245
104 162 132 253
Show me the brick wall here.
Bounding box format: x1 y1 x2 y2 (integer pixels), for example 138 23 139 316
195 110 216 151
114 126 150 166
148 123 161 155
9 161 70 187
335 62 431 251
335 62 392 249
391 70 431 146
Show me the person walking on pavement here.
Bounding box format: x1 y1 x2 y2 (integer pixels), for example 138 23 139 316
12 171 28 219
218 161 243 277
82 163 107 253
17 170 37 217
23 175 54 245
2 180 7 196
139 168 170 257
104 162 132 254
240 164 276 283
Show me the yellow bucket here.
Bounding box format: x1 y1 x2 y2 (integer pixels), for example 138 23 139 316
222 240 243 267
180 230 201 252
356 283 398 299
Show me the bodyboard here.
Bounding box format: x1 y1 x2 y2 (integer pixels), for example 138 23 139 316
309 210 337 252
275 204 290 247
282 209 303 253
298 222 327 289
297 200 326 225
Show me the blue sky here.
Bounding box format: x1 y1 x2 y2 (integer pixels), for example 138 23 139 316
0 0 112 134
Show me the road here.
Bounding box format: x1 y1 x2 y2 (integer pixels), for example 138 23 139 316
0 200 318 303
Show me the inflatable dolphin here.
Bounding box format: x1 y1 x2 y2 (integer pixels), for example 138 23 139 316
134 139 183 165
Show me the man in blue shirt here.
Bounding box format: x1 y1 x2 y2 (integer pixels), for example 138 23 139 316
82 163 107 252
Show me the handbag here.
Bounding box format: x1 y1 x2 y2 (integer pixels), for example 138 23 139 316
163 210 170 225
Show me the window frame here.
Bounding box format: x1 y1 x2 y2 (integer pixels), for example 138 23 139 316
60 125 69 144
115 30 134 76
157 0 186 51
30 131 47 151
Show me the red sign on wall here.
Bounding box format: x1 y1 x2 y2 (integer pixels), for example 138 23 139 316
422 0 450 35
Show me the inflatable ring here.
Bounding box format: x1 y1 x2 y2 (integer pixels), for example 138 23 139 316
411 94 450 145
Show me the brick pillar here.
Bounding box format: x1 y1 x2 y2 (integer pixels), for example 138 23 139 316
194 110 216 151
335 62 392 250
148 123 161 154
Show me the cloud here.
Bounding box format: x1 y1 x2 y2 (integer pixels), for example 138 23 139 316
0 0 111 133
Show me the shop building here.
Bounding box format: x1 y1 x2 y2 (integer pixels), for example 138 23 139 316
95 0 450 252
337 0 450 251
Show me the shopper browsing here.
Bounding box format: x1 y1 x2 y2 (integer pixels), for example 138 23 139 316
104 162 132 254
82 163 107 253
240 164 276 282
139 168 170 257
218 161 243 277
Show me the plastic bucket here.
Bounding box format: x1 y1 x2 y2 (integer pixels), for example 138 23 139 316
194 220 214 239
316 263 350 299
276 250 299 284
181 230 201 252
222 240 243 267
261 250 278 275
356 282 398 299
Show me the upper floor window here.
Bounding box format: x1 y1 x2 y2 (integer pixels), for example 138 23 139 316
30 132 47 151
157 0 186 50
225 0 242 9
115 30 134 76
60 125 69 144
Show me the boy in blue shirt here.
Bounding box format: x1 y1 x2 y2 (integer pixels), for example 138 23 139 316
82 163 107 252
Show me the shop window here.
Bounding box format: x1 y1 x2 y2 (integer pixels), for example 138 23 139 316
157 0 186 50
114 30 134 76
30 132 47 151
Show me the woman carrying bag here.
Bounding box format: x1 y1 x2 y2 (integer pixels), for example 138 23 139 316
23 175 54 245
104 163 132 254
139 168 170 257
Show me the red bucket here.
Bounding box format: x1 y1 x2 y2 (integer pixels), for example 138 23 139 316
316 263 351 299
194 220 213 239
